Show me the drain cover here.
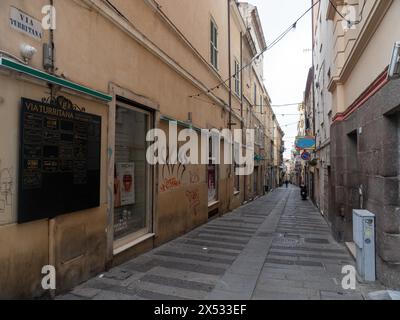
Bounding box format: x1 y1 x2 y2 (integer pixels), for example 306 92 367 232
273 234 300 247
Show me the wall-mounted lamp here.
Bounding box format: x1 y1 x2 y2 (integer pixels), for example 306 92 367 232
20 43 37 63
388 41 400 80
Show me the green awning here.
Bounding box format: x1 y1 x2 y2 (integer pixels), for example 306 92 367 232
160 115 201 132
0 57 112 102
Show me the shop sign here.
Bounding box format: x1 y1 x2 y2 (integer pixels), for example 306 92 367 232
18 97 101 223
295 136 316 150
9 7 43 41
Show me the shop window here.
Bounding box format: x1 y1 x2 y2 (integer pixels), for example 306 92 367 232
114 104 152 241
207 136 218 203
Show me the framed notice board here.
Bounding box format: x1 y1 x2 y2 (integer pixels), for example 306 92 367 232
18 98 102 223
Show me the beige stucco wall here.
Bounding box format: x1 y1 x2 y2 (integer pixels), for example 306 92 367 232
0 71 109 298
0 219 48 299
342 0 400 109
0 0 276 298
326 0 399 113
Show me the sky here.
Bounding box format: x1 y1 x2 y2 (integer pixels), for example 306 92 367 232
250 0 313 159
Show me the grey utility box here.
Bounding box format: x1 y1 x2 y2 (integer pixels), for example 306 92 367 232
353 210 376 282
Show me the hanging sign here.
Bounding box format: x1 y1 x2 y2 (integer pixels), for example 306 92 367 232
295 136 316 150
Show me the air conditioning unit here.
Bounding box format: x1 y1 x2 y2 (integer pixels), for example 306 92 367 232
353 210 376 282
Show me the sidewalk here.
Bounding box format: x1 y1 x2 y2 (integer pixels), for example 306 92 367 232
58 186 383 300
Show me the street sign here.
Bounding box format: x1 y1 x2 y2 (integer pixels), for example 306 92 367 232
301 151 311 161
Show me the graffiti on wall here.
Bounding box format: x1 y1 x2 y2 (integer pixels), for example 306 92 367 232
162 162 186 181
0 161 13 217
189 170 200 184
185 189 200 216
160 177 181 192
160 152 187 192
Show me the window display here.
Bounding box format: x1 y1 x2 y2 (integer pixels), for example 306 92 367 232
114 105 151 241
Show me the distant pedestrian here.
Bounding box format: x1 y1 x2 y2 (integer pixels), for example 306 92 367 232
285 180 289 188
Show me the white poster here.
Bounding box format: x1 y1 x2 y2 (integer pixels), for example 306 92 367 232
116 162 135 206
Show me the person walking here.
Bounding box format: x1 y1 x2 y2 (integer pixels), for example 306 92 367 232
285 180 289 188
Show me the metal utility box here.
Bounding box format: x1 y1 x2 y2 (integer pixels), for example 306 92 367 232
353 210 376 282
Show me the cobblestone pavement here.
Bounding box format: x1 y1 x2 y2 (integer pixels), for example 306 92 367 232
58 186 384 300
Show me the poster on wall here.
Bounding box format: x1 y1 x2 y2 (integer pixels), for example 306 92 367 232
115 162 135 207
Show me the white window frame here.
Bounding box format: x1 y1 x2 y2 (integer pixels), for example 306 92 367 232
234 59 241 96
254 84 257 106
210 18 218 70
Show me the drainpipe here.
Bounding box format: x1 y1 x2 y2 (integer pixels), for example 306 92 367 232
240 30 246 202
359 184 364 209
48 0 56 98
227 0 234 207
49 0 55 74
228 0 232 131
48 0 56 300
240 31 243 128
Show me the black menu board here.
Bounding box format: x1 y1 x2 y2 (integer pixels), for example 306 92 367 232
18 98 101 223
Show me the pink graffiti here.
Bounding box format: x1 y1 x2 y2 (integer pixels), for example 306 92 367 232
160 177 181 192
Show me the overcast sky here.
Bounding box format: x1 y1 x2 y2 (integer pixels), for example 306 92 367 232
250 0 313 159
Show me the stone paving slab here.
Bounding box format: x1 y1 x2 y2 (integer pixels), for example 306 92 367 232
58 186 384 300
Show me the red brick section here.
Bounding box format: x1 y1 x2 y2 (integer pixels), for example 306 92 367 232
333 68 389 123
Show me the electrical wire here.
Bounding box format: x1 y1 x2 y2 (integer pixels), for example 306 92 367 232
280 122 299 128
188 0 321 99
103 0 310 136
105 0 129 22
272 103 302 107
192 96 301 118
232 107 299 116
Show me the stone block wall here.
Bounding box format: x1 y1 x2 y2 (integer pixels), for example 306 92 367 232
330 78 400 288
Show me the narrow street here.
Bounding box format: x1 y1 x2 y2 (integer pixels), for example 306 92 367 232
59 186 382 300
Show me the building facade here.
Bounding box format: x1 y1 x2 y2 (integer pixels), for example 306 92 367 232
309 0 400 287
0 0 283 298
311 0 333 218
